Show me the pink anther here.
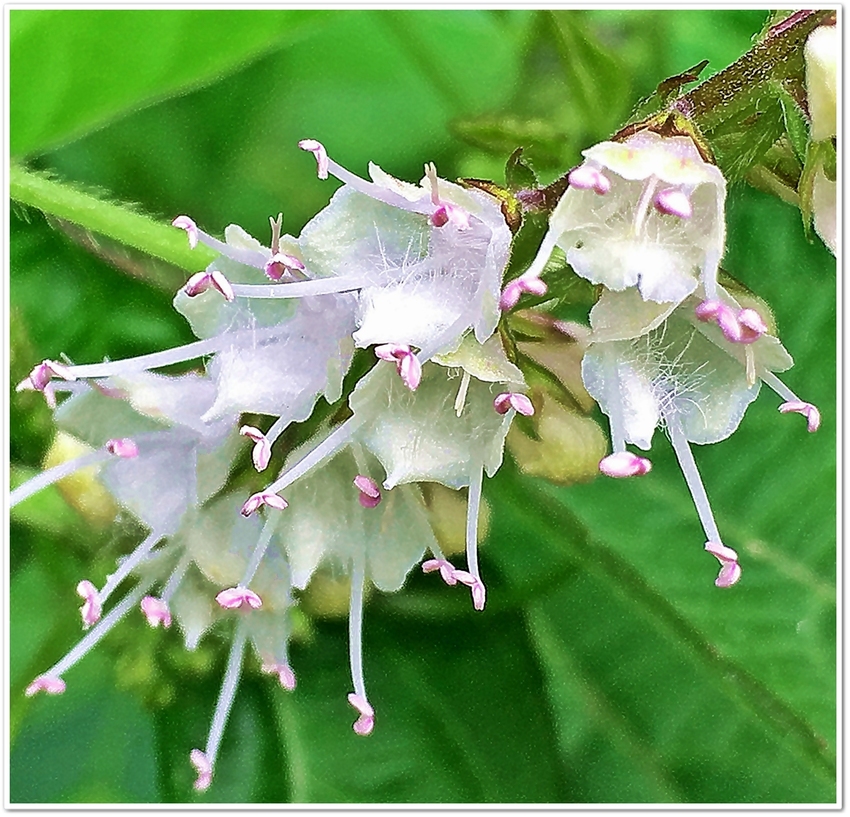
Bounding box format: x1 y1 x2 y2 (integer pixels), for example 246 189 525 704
422 558 458 586
737 308 768 343
140 596 172 628
494 392 535 416
190 749 212 792
654 187 693 219
264 252 305 282
499 275 548 311
172 215 199 249
183 269 235 302
25 675 66 697
16 360 76 409
779 401 821 433
695 300 766 345
567 164 611 195
299 139 329 180
374 344 422 391
240 426 272 472
353 475 382 509
215 586 263 610
704 541 741 588
76 579 102 628
240 491 289 517
453 571 487 610
261 662 297 691
105 438 139 458
347 693 375 736
598 452 652 478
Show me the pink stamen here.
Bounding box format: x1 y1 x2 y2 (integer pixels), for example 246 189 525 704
598 452 652 478
140 596 172 628
779 401 821 433
215 586 263 610
76 579 102 628
737 308 768 343
374 344 422 391
347 692 375 736
654 187 693 219
261 662 297 691
264 252 306 282
240 426 272 472
567 164 611 195
172 215 200 249
422 558 459 586
424 161 471 230
240 491 289 517
299 139 329 180
353 475 382 509
499 275 547 311
494 392 535 416
704 541 741 588
16 360 76 409
25 674 66 697
695 300 766 345
105 438 139 458
190 749 212 792
183 270 235 302
452 571 487 610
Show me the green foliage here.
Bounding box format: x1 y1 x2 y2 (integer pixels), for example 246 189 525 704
9 9 835 805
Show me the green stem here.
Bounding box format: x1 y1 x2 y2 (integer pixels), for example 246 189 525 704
10 162 216 272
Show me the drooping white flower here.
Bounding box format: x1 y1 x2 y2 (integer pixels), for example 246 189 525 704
581 286 818 587
512 129 726 308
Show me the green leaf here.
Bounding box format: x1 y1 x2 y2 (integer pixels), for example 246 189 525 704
10 9 326 156
776 83 810 162
488 462 835 803
268 610 568 802
10 649 159 803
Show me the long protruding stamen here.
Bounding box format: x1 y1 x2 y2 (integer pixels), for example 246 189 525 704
173 216 267 270
11 450 111 507
455 464 486 611
505 228 559 307
265 416 289 450
162 552 192 603
44 585 148 680
264 417 364 496
194 621 248 792
240 519 276 587
668 419 741 587
229 278 368 299
299 139 432 216
760 370 821 432
347 548 374 736
668 419 722 543
61 324 286 380
97 530 165 607
140 552 191 629
60 337 225 380
606 361 629 455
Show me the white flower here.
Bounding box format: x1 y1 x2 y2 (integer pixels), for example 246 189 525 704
581 286 819 587
513 129 726 307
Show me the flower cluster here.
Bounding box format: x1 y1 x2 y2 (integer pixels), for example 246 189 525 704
13 141 523 791
13 129 820 792
508 128 820 588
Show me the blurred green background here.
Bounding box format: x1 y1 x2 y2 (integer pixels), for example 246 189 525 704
9 9 836 804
